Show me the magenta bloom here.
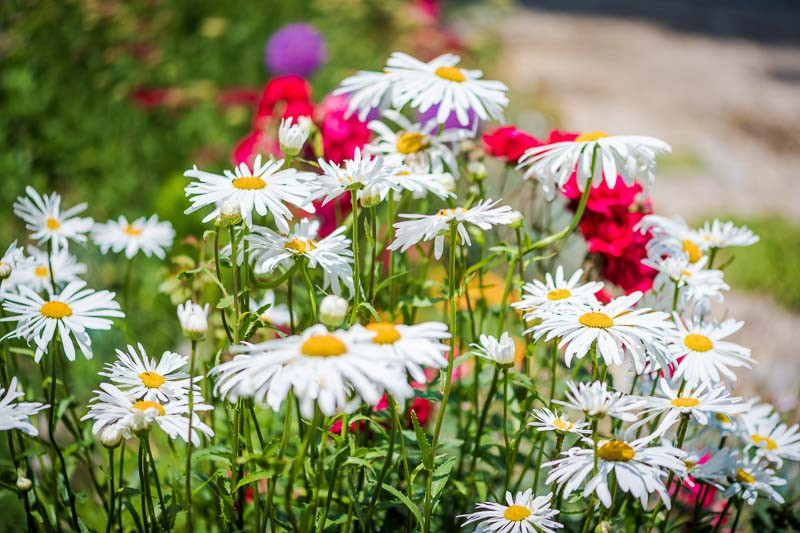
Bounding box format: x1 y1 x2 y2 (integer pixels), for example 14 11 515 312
264 24 327 77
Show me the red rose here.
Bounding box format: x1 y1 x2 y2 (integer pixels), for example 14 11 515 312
482 126 542 163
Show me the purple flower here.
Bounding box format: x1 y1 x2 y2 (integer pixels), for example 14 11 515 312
264 24 327 77
417 103 483 132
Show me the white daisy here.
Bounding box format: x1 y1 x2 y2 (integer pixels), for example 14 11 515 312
529 408 590 435
366 110 472 176
388 199 515 260
359 321 450 384
82 383 213 446
554 381 638 422
210 324 414 418
0 377 48 436
13 186 93 251
386 52 508 126
246 219 354 297
312 148 401 206
91 214 175 259
545 437 686 509
642 253 728 310
4 245 86 294
513 266 603 316
335 69 400 122
278 116 312 156
724 455 786 505
1 280 123 362
100 343 194 403
740 412 800 468
459 490 563 533
0 241 28 281
636 215 705 262
517 132 671 200
183 154 316 231
471 332 516 366
630 379 743 437
527 292 674 373
669 316 753 388
250 290 292 327
695 219 758 250
683 447 738 486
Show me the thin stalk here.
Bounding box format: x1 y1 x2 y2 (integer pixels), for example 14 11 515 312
468 366 500 476
350 192 362 323
365 404 397 527
648 414 690 532
107 448 116 533
213 230 234 344
185 340 197 531
495 256 517 335
265 395 293 532
318 414 348 533
299 258 318 322
144 437 166 530
138 442 149 533
367 207 379 303
502 368 512 488
286 409 321 530
548 341 559 407
229 226 241 331
712 495 736 533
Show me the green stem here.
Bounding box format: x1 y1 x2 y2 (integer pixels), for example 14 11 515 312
107 448 116 533
468 366 500 476
229 226 241 334
144 437 166 530
365 406 396 528
138 442 148 533
648 414 690 532
299 258 318 322
548 341 559 407
265 395 293 532
185 340 197 532
317 414 348 533
502 368 512 488
213 230 234 344
350 192 362 323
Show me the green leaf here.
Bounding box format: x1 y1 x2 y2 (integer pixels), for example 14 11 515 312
233 470 273 491
381 484 423 525
216 294 234 309
411 410 432 471
431 456 457 505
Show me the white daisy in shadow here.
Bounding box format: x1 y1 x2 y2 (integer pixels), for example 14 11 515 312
4 245 86 294
0 377 48 436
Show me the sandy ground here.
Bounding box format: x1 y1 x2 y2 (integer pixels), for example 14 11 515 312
457 7 800 402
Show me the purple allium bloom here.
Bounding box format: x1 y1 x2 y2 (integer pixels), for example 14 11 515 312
417 104 483 132
264 23 327 77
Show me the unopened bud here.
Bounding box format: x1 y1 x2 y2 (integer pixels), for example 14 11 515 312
320 295 348 327
177 300 209 340
130 411 153 435
440 173 456 193
360 184 383 208
594 521 612 533
509 210 524 229
99 424 124 449
16 475 31 492
279 116 312 157
216 199 242 227
0 261 12 280
466 160 488 182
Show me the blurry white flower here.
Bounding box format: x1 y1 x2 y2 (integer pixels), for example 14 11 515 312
555 381 638 422
471 332 515 366
319 294 348 327
361 321 450 383
724 455 786 505
0 241 26 280
529 408 590 435
695 219 758 249
278 116 312 156
312 148 401 206
0 377 47 436
250 290 292 327
4 245 86 294
13 187 93 251
92 214 175 259
177 300 209 340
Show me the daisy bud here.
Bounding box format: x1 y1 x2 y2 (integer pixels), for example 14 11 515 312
440 173 456 193
0 261 12 280
216 199 242 227
509 210 524 229
16 474 31 492
474 332 516 367
360 183 383 208
130 410 153 435
468 184 480 196
320 295 348 327
466 160 488 182
177 300 209 340
279 116 312 157
99 424 124 449
595 521 613 533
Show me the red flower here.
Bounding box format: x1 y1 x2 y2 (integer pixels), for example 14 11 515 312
482 126 542 164
316 94 370 164
253 75 314 128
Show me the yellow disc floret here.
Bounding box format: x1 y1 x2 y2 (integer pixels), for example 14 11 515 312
682 240 704 263
434 66 466 82
46 217 61 230
300 335 348 357
575 131 609 143
139 372 166 389
597 440 635 462
365 323 402 345
751 434 778 450
736 468 755 484
395 132 427 154
124 225 143 236
546 288 571 301
671 397 701 408
132 400 165 416
40 301 73 319
503 505 531 522
578 312 614 329
232 176 267 190
684 333 713 352
285 238 317 254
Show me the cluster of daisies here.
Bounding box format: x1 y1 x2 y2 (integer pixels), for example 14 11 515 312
0 49 795 532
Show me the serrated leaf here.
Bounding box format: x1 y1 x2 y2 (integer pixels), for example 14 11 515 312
411 410 432 470
431 456 457 503
216 294 234 309
381 484 423 525
234 470 273 491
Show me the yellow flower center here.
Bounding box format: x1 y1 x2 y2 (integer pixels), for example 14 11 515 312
46 217 61 230
437 207 459 217
124 225 143 236
132 400 165 416
300 335 347 357
232 176 266 190
546 288 571 301
578 312 614 329
682 240 704 263
434 66 466 82
684 333 713 352
285 238 317 254
597 440 635 462
365 323 402 345
736 468 755 484
751 434 778 450
671 397 701 408
395 132 427 154
139 371 166 389
40 301 73 319
575 131 609 142
34 265 49 278
684 460 697 470
503 505 531 522
552 418 574 431
715 413 732 424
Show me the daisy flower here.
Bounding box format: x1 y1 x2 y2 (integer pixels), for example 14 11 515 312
386 52 508 126
683 447 738 486
359 321 450 384
545 437 686 509
643 253 728 310
1 280 123 362
555 381 638 422
278 116 312 156
724 456 786 505
335 69 400 121
471 332 516 366
366 110 471 176
527 292 674 372
388 199 515 260
740 413 800 468
637 214 706 263
0 241 27 281
695 219 758 250
82 383 213 445
100 343 194 403
183 154 316 231
91 214 175 259
312 148 401 206
459 490 563 533
517 132 671 200
669 316 753 388
0 377 48 436
210 324 414 418
250 290 292 328
512 266 603 316
13 187 93 251
247 219 354 297
4 245 86 294
630 379 743 436
529 408 590 435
